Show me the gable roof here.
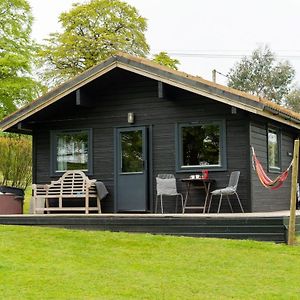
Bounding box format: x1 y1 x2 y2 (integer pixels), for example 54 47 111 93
1 52 300 131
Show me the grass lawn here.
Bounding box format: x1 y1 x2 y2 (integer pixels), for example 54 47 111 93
0 226 300 299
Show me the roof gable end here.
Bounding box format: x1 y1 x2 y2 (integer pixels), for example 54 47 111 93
1 52 300 131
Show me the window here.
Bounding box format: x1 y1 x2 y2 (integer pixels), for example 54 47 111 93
177 121 226 171
268 127 281 171
51 129 92 174
121 130 143 173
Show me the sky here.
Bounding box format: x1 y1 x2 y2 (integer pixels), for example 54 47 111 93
28 0 300 85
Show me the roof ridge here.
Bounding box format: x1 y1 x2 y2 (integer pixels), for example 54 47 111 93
1 51 300 131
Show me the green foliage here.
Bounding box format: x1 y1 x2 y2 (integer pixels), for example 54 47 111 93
227 46 295 105
23 186 32 214
39 0 150 86
152 51 180 70
1 226 300 298
0 0 43 118
0 135 32 190
286 88 300 113
182 124 220 166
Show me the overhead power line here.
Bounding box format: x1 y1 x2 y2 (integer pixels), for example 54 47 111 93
212 69 229 83
153 51 300 60
215 70 229 79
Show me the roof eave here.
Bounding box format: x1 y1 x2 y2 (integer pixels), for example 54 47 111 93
1 53 300 132
263 106 300 125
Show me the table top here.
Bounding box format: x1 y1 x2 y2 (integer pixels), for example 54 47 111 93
181 178 215 183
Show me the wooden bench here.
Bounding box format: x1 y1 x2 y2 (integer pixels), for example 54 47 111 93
32 170 101 214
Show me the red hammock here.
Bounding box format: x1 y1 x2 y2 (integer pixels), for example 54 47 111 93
251 147 293 190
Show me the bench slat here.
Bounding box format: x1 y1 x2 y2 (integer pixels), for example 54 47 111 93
35 207 100 212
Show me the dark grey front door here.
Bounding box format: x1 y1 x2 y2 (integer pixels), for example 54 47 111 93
115 127 148 212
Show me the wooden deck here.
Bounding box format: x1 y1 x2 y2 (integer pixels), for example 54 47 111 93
0 211 299 243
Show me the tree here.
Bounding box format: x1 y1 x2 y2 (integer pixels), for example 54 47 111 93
39 0 150 86
227 46 295 105
152 52 180 70
286 88 300 113
0 0 42 118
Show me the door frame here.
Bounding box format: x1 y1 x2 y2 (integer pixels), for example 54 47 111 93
113 125 153 213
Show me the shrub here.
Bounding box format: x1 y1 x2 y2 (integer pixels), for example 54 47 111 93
0 135 32 190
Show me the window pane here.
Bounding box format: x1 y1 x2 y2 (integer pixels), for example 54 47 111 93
56 131 88 171
268 129 279 169
182 124 220 167
121 130 143 173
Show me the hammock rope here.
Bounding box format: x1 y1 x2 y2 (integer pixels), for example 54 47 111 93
251 146 293 190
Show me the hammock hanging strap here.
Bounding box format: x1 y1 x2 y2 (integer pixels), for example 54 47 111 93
251 147 293 190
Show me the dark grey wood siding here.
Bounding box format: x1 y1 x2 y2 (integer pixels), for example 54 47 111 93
31 69 252 213
250 119 294 212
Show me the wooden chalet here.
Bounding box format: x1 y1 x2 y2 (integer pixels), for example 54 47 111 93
1 52 300 214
